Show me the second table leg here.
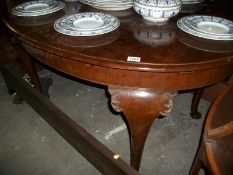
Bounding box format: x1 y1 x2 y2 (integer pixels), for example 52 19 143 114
108 87 177 170
190 88 204 119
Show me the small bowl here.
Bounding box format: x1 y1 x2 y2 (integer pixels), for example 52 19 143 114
133 0 181 23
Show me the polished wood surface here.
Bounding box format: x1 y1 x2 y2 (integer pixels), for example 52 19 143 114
205 83 233 175
3 2 233 89
190 83 233 175
2 0 233 171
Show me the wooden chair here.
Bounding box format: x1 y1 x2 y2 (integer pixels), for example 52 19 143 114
189 83 233 175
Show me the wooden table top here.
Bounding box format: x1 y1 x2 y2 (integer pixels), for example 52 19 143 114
3 0 233 89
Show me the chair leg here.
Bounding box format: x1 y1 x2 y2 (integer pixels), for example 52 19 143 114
189 143 204 175
190 88 204 119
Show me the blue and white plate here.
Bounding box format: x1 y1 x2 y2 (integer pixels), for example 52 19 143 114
54 12 120 36
80 0 133 11
11 0 65 16
177 15 233 40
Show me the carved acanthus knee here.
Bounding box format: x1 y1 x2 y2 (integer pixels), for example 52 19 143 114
108 86 177 117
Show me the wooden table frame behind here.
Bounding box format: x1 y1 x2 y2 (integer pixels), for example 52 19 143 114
0 64 141 175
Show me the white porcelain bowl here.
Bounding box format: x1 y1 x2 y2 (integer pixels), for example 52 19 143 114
133 0 181 23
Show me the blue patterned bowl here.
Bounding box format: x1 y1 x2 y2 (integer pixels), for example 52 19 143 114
133 0 181 23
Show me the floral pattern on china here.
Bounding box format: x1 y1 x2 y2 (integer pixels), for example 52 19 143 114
80 0 133 11
10 0 65 17
54 12 120 36
177 15 233 40
133 0 181 23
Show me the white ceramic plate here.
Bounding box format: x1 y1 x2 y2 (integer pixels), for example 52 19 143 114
183 16 233 36
81 1 132 8
177 16 233 40
11 0 65 16
14 0 53 12
82 0 132 5
54 12 120 36
80 0 132 10
87 5 132 11
61 13 116 31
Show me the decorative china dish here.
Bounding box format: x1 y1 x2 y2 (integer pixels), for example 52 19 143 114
177 15 233 40
54 12 120 36
80 0 133 11
133 0 181 23
11 0 65 16
183 16 233 35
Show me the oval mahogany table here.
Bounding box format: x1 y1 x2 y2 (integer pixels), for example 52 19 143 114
2 0 233 171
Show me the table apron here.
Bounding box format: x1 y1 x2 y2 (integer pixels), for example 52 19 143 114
24 44 233 90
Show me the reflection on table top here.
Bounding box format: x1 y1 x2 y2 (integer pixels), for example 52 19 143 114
2 0 233 84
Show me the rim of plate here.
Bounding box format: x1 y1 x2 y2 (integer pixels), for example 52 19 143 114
81 0 132 5
80 0 132 10
62 13 117 31
54 13 120 36
182 17 231 36
11 0 65 16
89 5 132 11
177 18 233 40
13 0 60 13
80 0 132 6
182 15 233 36
14 0 54 12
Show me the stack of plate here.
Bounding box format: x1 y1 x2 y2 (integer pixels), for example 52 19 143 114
177 15 233 40
80 0 133 11
11 0 65 17
54 12 120 36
